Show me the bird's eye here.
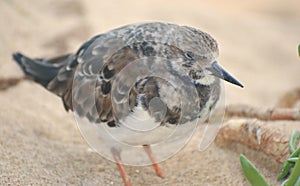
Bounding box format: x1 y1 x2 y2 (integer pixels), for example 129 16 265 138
184 51 194 59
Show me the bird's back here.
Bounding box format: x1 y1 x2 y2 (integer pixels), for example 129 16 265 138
13 22 220 129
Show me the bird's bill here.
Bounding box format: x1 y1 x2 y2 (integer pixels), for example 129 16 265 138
208 62 244 88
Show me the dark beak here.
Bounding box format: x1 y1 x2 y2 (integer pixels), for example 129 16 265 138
208 62 244 88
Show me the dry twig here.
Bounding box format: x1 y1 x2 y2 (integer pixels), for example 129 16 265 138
225 104 300 121
216 118 290 163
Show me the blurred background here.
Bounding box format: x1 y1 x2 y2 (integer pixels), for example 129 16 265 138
1 0 300 106
0 0 299 185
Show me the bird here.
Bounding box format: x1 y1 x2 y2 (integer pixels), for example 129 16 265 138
13 22 243 186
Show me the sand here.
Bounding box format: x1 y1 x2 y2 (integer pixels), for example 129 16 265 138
1 0 300 185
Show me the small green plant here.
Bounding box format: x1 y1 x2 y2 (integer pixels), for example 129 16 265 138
298 44 300 57
240 154 269 186
240 130 300 186
278 130 300 186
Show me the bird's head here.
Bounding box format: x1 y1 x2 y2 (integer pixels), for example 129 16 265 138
178 26 243 88
184 52 244 88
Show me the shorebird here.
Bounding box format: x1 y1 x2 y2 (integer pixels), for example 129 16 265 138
13 22 243 186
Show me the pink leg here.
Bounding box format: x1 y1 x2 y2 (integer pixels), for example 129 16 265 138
111 149 132 186
143 145 165 178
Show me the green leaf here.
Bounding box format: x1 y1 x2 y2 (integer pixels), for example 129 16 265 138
278 161 292 180
287 157 299 163
298 44 300 58
278 143 300 180
285 154 300 186
240 154 269 186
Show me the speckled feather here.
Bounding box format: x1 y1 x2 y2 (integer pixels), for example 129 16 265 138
15 22 221 128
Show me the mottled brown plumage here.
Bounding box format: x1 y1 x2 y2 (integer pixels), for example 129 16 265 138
13 22 243 186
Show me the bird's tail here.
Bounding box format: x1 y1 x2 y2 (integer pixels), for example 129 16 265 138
13 52 76 110
12 52 72 87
